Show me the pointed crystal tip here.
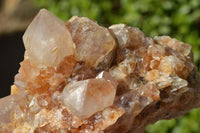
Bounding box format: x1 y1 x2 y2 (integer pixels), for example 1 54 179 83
23 9 74 68
61 78 116 119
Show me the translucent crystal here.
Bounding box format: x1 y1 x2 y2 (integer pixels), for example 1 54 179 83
0 93 26 128
109 24 146 50
11 85 20 95
61 78 116 119
96 107 125 130
138 82 160 100
66 16 116 69
56 55 76 78
145 69 160 81
147 44 167 60
1 9 200 133
19 59 40 82
96 71 118 89
70 63 96 81
159 55 186 77
23 9 74 68
154 36 191 56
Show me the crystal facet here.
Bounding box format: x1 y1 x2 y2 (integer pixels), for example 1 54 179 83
23 9 74 68
66 16 116 69
61 78 116 119
0 8 200 133
109 24 146 50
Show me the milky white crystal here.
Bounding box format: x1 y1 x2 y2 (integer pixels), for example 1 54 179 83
23 9 74 68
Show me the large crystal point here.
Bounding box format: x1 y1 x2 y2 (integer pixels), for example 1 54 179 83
61 78 116 119
23 9 74 68
66 16 116 69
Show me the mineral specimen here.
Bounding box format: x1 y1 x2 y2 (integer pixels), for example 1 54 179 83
0 8 200 133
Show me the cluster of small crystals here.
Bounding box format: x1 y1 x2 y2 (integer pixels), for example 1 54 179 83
109 24 194 100
0 9 200 133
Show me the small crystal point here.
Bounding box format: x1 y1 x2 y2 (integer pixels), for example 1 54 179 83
61 78 116 119
23 9 74 68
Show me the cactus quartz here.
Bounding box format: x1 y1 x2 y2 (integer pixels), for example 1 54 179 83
0 9 200 133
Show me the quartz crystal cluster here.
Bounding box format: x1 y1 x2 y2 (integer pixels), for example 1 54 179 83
0 9 200 133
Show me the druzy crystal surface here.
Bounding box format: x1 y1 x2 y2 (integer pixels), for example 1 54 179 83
0 9 200 133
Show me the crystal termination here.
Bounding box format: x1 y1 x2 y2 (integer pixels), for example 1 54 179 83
0 9 200 133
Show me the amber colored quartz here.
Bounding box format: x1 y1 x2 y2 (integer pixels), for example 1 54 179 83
0 8 200 133
109 24 146 50
154 36 191 56
66 16 116 70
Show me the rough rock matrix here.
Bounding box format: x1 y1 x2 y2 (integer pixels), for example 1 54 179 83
1 9 200 133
